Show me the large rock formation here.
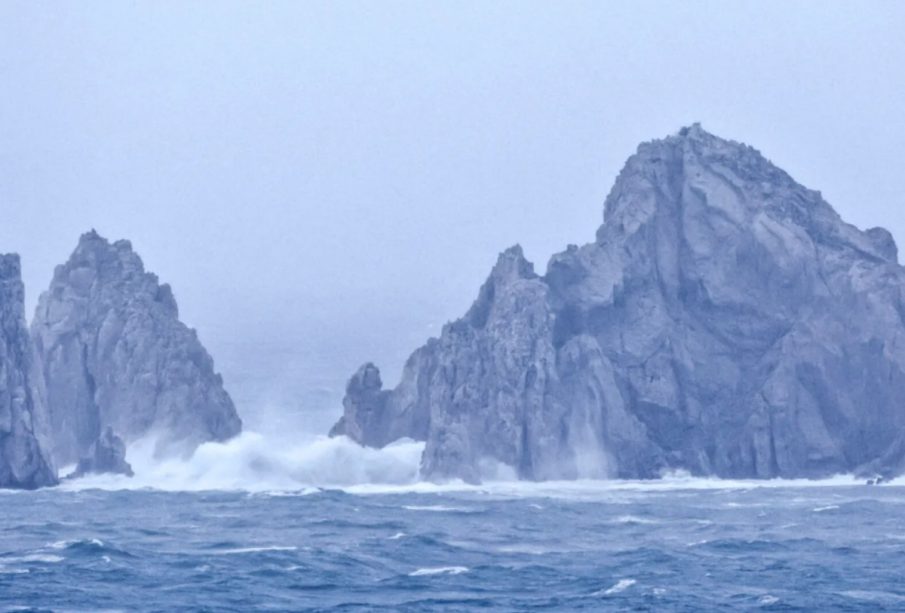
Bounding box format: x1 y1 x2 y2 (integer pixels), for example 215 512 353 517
0 255 57 489
32 231 242 466
332 124 905 482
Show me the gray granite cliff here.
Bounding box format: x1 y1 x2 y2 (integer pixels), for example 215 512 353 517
332 124 905 482
0 255 57 489
68 427 133 479
32 231 242 466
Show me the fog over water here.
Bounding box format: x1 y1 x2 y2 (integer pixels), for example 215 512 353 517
3 2 904 433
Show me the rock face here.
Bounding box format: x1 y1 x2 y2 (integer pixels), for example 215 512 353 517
32 231 242 466
69 427 133 479
332 124 905 482
0 255 57 489
329 362 430 447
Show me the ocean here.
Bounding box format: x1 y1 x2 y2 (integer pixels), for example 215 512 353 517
2 436 905 612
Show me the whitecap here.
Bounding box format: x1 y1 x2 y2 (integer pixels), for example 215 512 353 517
758 594 779 605
609 515 658 525
409 566 469 576
402 505 471 512
813 505 840 512
496 544 550 555
388 532 406 540
48 538 104 549
249 488 321 498
348 474 867 500
51 427 876 495
595 578 636 595
59 433 424 493
212 546 298 555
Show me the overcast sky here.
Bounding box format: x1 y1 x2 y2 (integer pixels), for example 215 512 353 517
2 1 904 429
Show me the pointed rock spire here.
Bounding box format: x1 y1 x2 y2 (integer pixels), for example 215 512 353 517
31 232 242 465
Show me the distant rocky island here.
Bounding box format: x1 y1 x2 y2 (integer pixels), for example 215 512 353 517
0 232 241 488
5 125 904 489
332 124 905 483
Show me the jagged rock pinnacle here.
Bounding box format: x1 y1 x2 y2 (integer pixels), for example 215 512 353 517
31 231 242 465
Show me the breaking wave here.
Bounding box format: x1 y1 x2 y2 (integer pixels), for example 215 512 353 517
409 566 469 576
56 430 873 496
59 432 424 493
595 578 637 596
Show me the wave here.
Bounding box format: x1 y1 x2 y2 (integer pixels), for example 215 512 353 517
49 538 105 550
342 473 866 498
595 578 636 595
408 566 469 576
402 505 477 513
608 515 659 525
813 505 840 512
54 430 882 496
211 546 298 555
59 432 424 493
46 538 134 559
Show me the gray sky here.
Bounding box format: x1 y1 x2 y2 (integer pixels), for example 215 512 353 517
2 1 904 430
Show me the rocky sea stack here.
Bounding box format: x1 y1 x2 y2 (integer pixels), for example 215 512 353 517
333 124 905 483
0 255 57 489
31 231 242 466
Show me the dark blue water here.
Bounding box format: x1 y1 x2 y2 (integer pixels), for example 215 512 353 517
2 482 905 611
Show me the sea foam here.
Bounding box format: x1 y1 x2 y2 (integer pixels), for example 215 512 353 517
57 429 869 497
60 432 423 493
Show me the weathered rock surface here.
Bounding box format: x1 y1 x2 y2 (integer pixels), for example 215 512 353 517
0 255 57 489
329 361 431 447
68 427 133 479
332 124 905 482
32 231 242 466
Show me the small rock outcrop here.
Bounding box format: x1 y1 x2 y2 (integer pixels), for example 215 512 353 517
0 255 57 489
68 427 133 479
332 124 905 483
329 361 431 447
32 231 242 466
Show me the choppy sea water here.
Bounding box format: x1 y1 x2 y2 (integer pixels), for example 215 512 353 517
3 471 905 611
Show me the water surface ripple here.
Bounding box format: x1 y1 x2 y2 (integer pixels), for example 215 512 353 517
2 483 905 611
